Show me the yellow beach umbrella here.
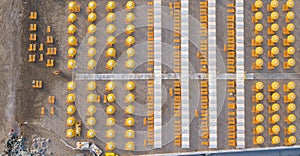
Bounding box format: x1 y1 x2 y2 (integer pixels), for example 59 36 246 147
256 81 264 90
106 24 116 34
255 35 263 43
86 129 96 138
106 81 115 91
106 117 115 126
270 0 278 8
271 59 279 67
66 129 75 138
87 47 97 57
106 105 115 115
287 103 296 112
87 24 97 34
272 114 280 123
106 48 116 58
87 94 97 103
87 81 97 91
288 92 296 101
87 117 96 126
125 142 135 151
126 13 135 23
88 1 97 12
287 81 296 90
287 35 295 43
68 36 77 46
288 125 296 134
255 125 264 134
271 81 280 90
127 48 135 58
106 12 116 23
106 142 115 151
255 47 263 56
106 1 116 11
255 114 264 123
255 1 263 9
68 13 77 23
88 13 97 23
271 35 279 43
255 58 263 67
271 23 279 32
272 136 280 144
126 81 135 91
272 125 280 134
87 59 97 70
107 93 116 103
67 81 76 91
288 114 296 123
125 117 134 127
67 105 76 115
68 59 76 69
87 105 96 116
286 0 295 8
126 1 135 10
125 60 135 68
106 60 116 70
256 136 264 145
125 130 135 139
270 11 279 20
125 105 134 114
272 92 280 101
287 47 295 55
287 58 296 67
87 36 97 46
271 103 280 112
68 47 77 58
107 36 116 46
126 24 135 35
68 1 77 11
255 92 264 101
68 24 76 34
106 129 115 139
67 117 76 126
255 104 264 112
286 11 295 20
125 36 135 46
126 93 135 103
255 12 263 20
67 93 75 103
288 136 296 144
287 23 295 32
271 47 279 55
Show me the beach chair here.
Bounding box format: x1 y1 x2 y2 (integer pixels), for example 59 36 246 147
48 96 55 104
40 107 45 116
39 44 43 51
29 34 36 41
29 24 37 31
29 12 37 20
46 36 54 44
39 54 43 62
50 107 55 116
47 26 51 33
28 54 36 62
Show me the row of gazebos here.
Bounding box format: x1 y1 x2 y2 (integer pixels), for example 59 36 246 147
252 0 296 70
252 81 298 146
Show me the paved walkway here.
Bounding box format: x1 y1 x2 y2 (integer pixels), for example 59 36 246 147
235 0 245 149
153 0 162 149
180 0 190 149
208 0 217 149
